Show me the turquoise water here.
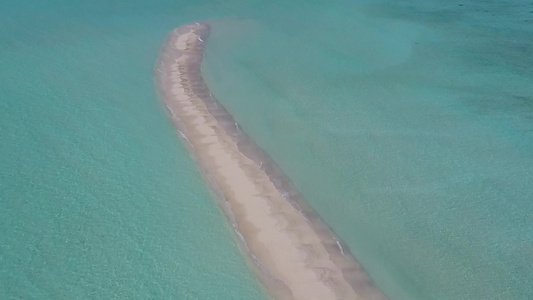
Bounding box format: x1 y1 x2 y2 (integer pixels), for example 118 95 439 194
203 1 533 299
0 1 265 299
1 0 532 299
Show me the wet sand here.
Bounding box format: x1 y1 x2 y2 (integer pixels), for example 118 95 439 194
154 22 387 300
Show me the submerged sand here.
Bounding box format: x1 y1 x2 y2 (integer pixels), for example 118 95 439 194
155 22 387 300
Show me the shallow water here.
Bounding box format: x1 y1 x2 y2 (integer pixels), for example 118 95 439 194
203 1 533 299
1 0 532 299
0 1 265 299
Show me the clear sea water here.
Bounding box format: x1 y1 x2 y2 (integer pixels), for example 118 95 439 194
1 0 532 299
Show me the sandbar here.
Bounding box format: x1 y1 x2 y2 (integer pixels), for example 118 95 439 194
154 22 387 300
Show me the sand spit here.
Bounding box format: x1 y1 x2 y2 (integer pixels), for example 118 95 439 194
155 23 387 300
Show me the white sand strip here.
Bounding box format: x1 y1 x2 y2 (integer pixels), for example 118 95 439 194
154 22 387 300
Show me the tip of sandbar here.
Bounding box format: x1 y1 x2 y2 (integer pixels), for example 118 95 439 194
173 22 210 35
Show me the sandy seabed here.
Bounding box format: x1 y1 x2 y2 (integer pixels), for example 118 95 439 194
155 22 387 300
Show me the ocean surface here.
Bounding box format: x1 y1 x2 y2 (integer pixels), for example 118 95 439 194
1 0 532 299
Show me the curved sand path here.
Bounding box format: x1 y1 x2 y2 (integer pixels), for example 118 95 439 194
155 22 387 300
